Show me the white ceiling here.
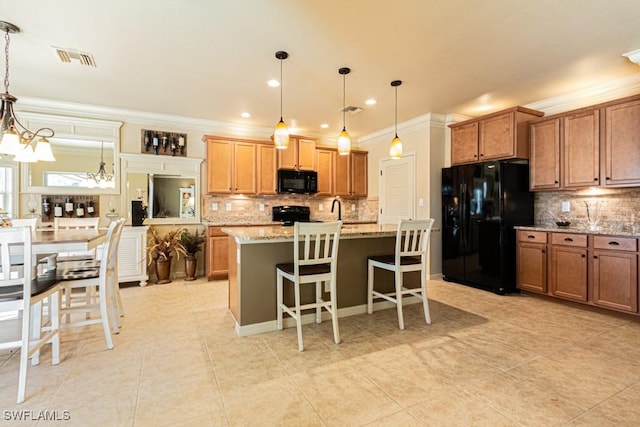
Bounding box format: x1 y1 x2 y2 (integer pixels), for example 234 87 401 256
2 0 640 140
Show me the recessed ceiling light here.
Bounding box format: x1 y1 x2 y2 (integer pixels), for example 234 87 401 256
365 99 377 105
241 112 251 118
320 123 329 129
267 79 280 87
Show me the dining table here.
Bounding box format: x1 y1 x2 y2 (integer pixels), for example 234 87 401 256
31 228 107 256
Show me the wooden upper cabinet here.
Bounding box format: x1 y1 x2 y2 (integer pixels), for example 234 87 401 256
206 139 233 194
257 144 277 195
315 148 334 196
333 150 367 197
563 110 600 189
350 151 368 197
451 122 479 165
479 112 515 160
233 142 257 194
604 97 640 186
204 136 259 195
277 136 316 170
450 106 543 165
530 118 561 190
334 152 351 196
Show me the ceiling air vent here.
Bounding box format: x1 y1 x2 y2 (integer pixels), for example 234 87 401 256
340 105 363 115
52 46 97 67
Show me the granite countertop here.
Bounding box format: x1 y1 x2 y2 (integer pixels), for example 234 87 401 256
205 219 377 227
515 224 640 238
222 223 399 243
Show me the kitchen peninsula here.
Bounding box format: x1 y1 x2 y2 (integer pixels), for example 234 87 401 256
223 223 422 335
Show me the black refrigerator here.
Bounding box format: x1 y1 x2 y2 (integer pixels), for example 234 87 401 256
442 161 533 294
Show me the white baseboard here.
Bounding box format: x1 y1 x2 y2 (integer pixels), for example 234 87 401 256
234 296 422 337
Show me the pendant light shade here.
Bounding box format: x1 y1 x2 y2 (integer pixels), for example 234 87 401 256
273 51 289 150
0 21 55 162
337 67 351 155
389 80 403 159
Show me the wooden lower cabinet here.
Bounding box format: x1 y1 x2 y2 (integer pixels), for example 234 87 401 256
517 230 640 316
549 233 588 302
207 227 229 280
591 236 638 313
516 233 547 293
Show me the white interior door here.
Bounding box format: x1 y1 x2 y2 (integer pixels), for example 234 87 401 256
379 154 415 224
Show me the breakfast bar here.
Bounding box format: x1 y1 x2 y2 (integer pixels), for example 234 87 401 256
222 223 424 335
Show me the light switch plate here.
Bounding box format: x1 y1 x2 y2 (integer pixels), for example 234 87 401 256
259 203 265 212
211 202 218 211
225 203 232 211
319 203 323 211
561 201 570 212
418 198 424 207
351 204 356 211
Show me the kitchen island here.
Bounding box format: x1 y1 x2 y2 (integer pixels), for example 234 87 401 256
222 223 424 335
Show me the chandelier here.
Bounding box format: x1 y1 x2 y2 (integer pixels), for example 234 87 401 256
0 21 55 162
87 141 113 188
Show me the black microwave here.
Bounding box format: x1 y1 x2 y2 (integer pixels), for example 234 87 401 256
277 169 318 194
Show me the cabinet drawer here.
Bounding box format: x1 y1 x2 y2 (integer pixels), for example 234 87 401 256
518 230 547 244
208 226 226 237
593 236 637 252
551 233 587 247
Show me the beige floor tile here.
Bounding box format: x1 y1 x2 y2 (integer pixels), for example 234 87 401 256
465 371 585 425
294 371 402 425
569 381 640 425
4 277 640 425
406 386 519 426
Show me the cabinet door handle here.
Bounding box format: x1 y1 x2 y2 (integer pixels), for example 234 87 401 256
581 254 586 258
606 177 611 180
542 250 546 254
593 255 598 259
608 241 620 246
554 180 559 184
564 237 574 242
594 178 599 181
527 235 535 239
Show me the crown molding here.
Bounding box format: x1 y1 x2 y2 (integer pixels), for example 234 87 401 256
525 73 640 115
357 112 447 146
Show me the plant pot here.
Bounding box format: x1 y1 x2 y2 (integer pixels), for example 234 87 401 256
155 258 172 284
184 254 197 281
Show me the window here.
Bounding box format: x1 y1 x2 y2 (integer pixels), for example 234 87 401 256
0 160 18 218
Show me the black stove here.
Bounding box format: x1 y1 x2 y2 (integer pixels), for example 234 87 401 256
272 205 310 226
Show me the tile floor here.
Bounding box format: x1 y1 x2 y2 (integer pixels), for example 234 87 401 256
1 278 640 426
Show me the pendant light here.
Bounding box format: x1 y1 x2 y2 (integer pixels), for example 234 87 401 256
337 67 351 155
389 80 403 159
87 141 114 188
0 21 55 162
273 51 289 150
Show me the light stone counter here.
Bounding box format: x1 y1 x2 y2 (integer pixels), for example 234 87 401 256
222 223 398 244
515 225 640 238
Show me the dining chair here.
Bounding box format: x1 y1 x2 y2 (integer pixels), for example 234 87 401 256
10 217 38 230
53 216 101 261
54 218 125 348
7 218 37 266
0 226 61 404
276 221 342 352
367 218 435 329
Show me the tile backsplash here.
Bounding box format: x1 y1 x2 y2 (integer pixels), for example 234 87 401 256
202 194 379 225
535 188 640 231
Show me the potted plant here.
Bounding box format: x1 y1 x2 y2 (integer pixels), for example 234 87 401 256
147 226 186 284
179 228 206 281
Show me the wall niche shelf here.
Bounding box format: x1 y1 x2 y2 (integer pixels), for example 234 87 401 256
141 129 187 157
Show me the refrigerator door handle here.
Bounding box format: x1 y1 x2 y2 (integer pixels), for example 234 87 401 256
460 183 467 247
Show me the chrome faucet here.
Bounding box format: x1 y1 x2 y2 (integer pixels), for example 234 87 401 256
331 198 342 221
